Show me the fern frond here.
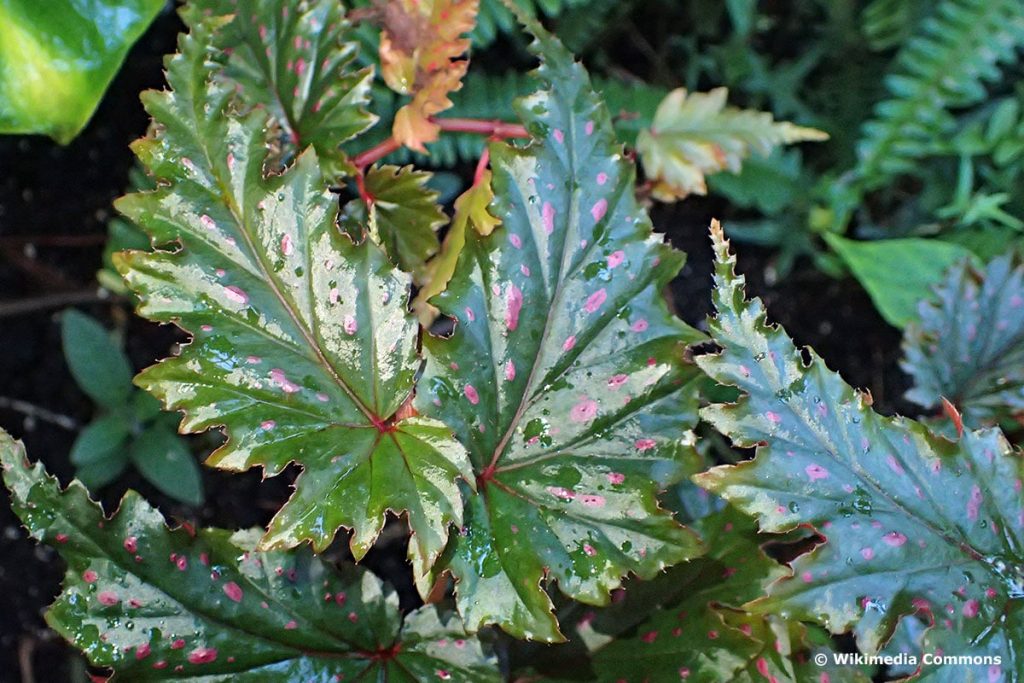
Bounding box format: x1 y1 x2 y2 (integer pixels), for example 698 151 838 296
855 0 1024 189
473 0 591 48
861 0 933 51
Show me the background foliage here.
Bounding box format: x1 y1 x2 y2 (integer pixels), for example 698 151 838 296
2 0 1024 681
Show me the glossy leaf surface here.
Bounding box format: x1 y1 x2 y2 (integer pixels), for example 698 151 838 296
340 164 447 281
195 0 376 177
115 21 472 569
0 432 499 682
0 0 163 143
696 223 1024 679
903 253 1024 426
416 15 704 642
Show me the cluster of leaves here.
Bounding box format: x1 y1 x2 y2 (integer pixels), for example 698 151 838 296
8 0 1024 681
60 310 202 505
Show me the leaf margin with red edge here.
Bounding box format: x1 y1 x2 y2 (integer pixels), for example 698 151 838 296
414 8 706 643
695 220 1024 679
0 430 500 682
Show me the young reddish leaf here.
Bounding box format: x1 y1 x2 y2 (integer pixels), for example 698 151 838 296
696 221 1024 678
378 0 479 152
339 164 447 281
0 433 499 682
114 20 472 575
903 254 1024 427
415 14 705 642
191 0 376 177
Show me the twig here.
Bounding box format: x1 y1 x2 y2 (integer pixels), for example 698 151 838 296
0 289 119 318
18 636 36 683
0 396 78 430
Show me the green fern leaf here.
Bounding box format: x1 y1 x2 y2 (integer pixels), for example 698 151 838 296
855 0 1024 189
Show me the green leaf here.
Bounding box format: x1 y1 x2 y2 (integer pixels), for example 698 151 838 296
130 426 204 506
70 413 131 467
636 87 827 202
0 0 163 143
193 0 376 177
114 20 472 575
587 509 787 681
61 309 134 408
76 457 129 491
0 432 500 681
340 165 447 281
413 170 501 326
695 223 1024 678
415 15 704 642
824 234 975 328
903 253 1024 427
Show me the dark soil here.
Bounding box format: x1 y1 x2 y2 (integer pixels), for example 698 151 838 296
0 11 911 683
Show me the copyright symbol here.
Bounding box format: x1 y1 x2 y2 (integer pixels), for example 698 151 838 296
813 653 829 666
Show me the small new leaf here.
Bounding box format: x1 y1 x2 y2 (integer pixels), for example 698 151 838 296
115 20 471 574
903 253 1024 426
696 221 1024 679
0 432 499 681
416 14 704 642
340 164 447 280
378 0 480 151
413 169 500 325
637 88 828 202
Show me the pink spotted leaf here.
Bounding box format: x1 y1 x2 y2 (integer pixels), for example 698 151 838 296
414 11 705 643
0 433 499 681
113 18 472 576
696 222 1024 680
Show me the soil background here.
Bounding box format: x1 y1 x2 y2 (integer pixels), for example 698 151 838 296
0 10 911 682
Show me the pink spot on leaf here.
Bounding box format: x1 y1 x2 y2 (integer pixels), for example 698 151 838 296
506 284 523 331
591 199 608 222
223 582 243 603
607 472 625 485
805 464 829 480
187 647 218 664
542 202 555 235
584 288 607 313
607 250 625 269
883 532 907 547
464 385 480 405
967 485 983 522
224 286 249 306
571 398 598 422
98 591 119 606
596 172 608 185
635 438 656 451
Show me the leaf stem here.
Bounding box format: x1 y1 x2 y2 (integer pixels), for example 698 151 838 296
351 116 529 170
